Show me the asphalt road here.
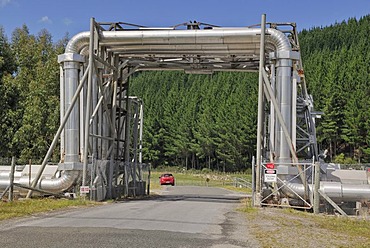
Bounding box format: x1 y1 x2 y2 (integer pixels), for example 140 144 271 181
0 186 258 248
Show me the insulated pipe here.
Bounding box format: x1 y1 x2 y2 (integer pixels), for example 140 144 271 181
0 171 80 194
20 171 80 193
59 66 65 161
64 61 81 163
65 28 291 55
40 171 80 192
276 59 293 162
281 180 370 202
61 25 293 197
65 32 90 55
63 27 292 167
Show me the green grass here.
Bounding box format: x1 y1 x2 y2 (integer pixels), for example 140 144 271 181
238 197 257 214
314 214 370 239
0 198 100 221
150 171 252 193
241 207 370 247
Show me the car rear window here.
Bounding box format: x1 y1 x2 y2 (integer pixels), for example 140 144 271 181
162 174 173 177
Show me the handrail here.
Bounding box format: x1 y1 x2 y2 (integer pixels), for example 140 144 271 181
233 177 252 189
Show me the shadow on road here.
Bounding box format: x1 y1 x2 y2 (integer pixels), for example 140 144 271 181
156 194 246 204
115 186 250 204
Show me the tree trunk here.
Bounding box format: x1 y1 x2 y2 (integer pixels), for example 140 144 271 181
191 153 195 169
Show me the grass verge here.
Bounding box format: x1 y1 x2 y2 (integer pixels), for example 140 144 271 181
240 206 370 248
150 171 252 194
0 198 100 221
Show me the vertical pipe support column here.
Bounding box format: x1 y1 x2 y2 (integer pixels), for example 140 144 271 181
138 100 144 181
82 18 97 188
291 70 300 153
255 14 266 205
292 76 297 151
124 71 132 196
107 55 119 199
313 161 321 214
79 64 86 162
132 99 140 196
269 63 276 161
251 156 256 206
92 68 99 156
9 157 15 202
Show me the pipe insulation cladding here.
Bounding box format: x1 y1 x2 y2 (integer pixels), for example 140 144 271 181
281 180 370 202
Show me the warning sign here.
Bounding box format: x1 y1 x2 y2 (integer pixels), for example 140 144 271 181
80 186 90 194
264 169 277 182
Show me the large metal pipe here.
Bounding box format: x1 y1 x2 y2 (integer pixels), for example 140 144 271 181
64 61 81 163
65 28 291 55
276 59 293 162
281 180 370 202
0 171 80 194
21 171 80 193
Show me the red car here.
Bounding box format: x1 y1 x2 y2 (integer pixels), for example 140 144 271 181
159 173 175 186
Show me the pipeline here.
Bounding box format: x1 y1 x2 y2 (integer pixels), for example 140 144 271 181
0 170 79 195
65 28 291 54
279 173 370 203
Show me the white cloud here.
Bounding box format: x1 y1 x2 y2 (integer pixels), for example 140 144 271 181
39 16 52 24
63 18 73 26
0 0 11 7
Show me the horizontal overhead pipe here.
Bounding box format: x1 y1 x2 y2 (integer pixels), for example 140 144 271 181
65 28 291 55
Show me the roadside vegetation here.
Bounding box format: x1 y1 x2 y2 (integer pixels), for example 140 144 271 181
149 167 252 194
0 198 100 221
240 205 370 247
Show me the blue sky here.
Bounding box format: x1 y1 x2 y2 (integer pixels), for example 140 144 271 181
0 0 369 42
